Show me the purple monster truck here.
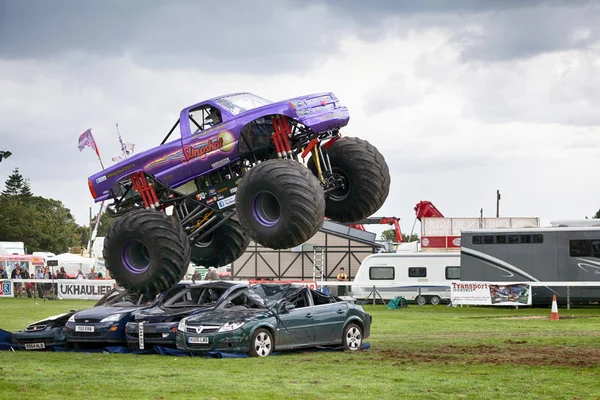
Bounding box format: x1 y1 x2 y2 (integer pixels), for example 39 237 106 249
87 92 390 294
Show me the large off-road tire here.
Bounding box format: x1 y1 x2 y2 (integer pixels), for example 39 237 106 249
236 159 325 249
308 136 390 223
103 209 190 295
190 214 250 267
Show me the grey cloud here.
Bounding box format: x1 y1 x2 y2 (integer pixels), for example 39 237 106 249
0 0 345 74
2 0 596 74
312 0 600 63
363 73 424 115
452 4 600 63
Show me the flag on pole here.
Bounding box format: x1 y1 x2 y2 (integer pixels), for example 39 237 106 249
78 129 99 154
78 128 105 169
111 123 135 162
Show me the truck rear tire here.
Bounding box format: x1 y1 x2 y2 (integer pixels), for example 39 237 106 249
190 214 250 267
308 137 390 223
236 159 325 249
103 209 190 295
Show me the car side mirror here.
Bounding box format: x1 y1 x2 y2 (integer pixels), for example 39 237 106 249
279 302 295 313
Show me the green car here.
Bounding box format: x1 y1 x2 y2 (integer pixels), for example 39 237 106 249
176 283 371 357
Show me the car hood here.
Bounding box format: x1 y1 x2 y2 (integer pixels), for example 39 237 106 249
26 312 77 329
185 307 270 326
131 304 216 323
73 305 143 321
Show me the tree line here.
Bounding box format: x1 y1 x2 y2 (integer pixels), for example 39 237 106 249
0 168 115 254
2 167 600 253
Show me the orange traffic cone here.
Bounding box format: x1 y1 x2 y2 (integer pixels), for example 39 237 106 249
550 294 559 320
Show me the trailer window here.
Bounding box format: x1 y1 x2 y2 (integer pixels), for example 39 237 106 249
508 234 519 244
570 240 591 257
472 236 482 245
521 235 532 244
533 234 544 244
483 235 494 244
495 235 507 244
408 267 427 278
369 266 394 280
592 241 600 258
445 266 460 280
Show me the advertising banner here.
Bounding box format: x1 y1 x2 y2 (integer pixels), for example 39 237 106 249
1 279 14 297
451 281 532 306
57 280 116 300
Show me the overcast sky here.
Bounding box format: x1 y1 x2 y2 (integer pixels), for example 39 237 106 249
1 0 599 240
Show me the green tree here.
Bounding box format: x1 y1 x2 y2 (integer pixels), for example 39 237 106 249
0 171 81 254
381 229 419 242
1 167 32 198
80 210 116 246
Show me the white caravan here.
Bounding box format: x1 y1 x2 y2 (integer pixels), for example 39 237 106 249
351 252 461 305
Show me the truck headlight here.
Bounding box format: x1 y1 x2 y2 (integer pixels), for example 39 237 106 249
68 315 75 323
296 108 312 117
217 321 245 332
100 313 123 323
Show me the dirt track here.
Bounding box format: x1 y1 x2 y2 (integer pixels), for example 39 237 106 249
376 343 600 367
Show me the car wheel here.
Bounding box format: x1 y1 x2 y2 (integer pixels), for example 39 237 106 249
249 328 273 357
430 295 441 305
343 323 362 351
416 295 427 306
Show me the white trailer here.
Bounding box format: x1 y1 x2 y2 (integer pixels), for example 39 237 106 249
350 252 461 305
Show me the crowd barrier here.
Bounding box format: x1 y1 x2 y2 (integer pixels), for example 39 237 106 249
1 278 116 300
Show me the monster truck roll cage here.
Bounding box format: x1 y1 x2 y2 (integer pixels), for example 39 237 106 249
105 114 347 245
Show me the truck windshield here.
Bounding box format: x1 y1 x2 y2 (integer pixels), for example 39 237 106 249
214 93 272 116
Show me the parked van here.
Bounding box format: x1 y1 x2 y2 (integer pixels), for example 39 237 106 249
350 252 461 305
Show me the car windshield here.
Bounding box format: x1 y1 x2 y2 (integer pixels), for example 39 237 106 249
214 93 272 116
226 284 302 308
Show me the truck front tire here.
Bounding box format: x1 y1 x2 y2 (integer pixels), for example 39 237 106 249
235 159 325 249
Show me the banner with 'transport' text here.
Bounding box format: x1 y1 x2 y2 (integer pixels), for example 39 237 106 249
451 281 532 306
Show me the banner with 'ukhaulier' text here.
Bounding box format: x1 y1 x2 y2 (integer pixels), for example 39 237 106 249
58 280 116 300
451 281 532 306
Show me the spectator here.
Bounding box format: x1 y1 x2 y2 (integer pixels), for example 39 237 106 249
56 267 67 279
97 272 103 279
0 265 7 279
35 268 44 280
336 267 348 296
204 267 220 281
191 270 201 283
87 267 98 280
11 265 23 297
75 269 85 279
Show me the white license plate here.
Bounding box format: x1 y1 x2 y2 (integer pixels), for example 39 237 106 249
24 342 45 350
188 336 209 344
75 325 94 332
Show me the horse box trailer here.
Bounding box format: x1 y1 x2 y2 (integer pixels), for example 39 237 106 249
460 226 600 305
350 252 461 305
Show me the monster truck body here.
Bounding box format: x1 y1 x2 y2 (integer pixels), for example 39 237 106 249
88 92 348 202
88 92 390 295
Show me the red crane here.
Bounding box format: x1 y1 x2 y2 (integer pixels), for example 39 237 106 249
341 200 445 244
348 217 403 242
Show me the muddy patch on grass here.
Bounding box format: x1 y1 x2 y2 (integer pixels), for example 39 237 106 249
375 344 600 367
496 315 600 320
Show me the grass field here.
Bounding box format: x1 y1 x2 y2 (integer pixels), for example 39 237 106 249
1 298 600 399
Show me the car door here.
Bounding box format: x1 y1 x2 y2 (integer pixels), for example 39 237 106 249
275 288 315 348
310 289 347 344
181 103 235 178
